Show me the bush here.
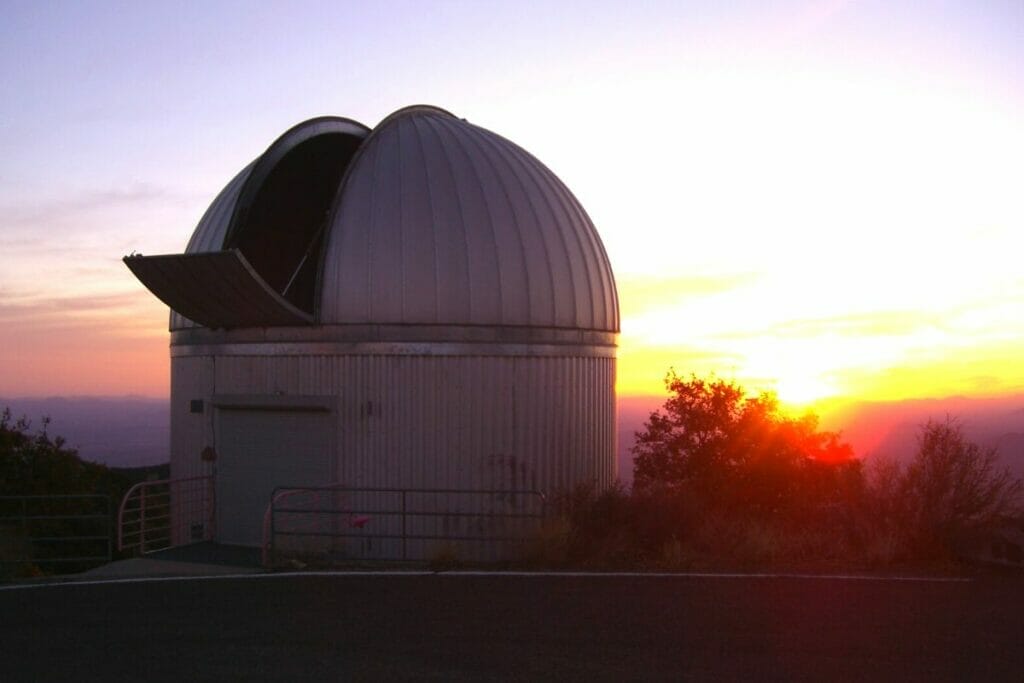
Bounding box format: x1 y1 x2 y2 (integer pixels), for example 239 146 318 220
1 408 134 575
525 379 1022 572
897 418 1021 558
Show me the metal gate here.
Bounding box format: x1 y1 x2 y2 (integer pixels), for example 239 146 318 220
117 477 214 554
264 486 548 566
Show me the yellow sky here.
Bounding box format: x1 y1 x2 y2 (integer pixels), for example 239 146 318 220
597 68 1024 409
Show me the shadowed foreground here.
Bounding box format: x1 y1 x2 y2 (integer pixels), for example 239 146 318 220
2 574 1022 681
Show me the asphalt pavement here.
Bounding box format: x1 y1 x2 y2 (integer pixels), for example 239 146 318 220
2 572 1022 681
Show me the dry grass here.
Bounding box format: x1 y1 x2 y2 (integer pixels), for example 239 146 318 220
519 481 991 574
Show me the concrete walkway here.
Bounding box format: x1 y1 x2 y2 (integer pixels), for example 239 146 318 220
0 542 263 583
80 542 262 579
80 556 261 579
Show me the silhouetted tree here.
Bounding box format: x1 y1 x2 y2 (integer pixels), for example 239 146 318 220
1 408 133 575
0 408 126 496
900 417 1022 549
632 372 857 515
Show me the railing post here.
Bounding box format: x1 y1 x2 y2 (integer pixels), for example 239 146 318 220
208 476 216 540
139 486 146 554
105 496 112 562
20 498 29 563
168 481 175 545
270 493 276 569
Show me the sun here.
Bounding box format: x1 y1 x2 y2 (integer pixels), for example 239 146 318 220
771 374 838 411
738 343 844 411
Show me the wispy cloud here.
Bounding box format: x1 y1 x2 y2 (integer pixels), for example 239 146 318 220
740 310 943 340
0 183 199 308
0 284 169 396
0 185 190 229
617 342 747 395
618 272 760 314
0 288 165 334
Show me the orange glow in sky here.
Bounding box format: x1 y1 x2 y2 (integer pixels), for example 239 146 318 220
1 3 1022 413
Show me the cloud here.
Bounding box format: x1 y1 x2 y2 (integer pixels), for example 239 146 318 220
0 183 201 308
760 310 944 339
0 288 166 334
813 343 1024 404
0 185 190 230
617 343 747 395
0 184 194 397
0 183 199 272
618 272 760 314
0 317 167 397
0 288 169 397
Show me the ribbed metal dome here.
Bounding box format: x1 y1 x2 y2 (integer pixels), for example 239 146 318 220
319 106 618 331
142 106 617 333
167 117 369 330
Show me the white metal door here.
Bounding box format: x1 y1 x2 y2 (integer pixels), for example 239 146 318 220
215 407 333 547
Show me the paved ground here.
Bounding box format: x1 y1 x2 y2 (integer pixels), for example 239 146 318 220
142 541 263 567
2 572 1022 681
76 542 262 579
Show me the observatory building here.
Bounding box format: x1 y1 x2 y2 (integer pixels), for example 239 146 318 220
126 105 618 557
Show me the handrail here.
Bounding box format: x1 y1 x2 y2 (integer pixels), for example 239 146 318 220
0 494 111 571
263 486 547 567
117 476 214 554
261 483 351 567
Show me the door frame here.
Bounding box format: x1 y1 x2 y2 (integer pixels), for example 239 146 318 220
210 394 337 546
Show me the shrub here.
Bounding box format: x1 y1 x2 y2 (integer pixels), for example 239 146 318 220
901 418 1022 557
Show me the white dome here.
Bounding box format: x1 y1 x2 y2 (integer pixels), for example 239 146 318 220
130 106 618 334
319 106 617 331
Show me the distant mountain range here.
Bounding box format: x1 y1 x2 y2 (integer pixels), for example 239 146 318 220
820 395 1024 481
617 395 664 488
1 396 169 467
4 393 1023 485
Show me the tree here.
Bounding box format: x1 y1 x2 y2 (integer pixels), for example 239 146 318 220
632 374 747 489
631 372 856 514
0 408 123 496
900 417 1022 547
1 408 134 576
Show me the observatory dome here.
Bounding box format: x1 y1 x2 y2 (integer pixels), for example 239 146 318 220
131 105 617 334
125 106 619 556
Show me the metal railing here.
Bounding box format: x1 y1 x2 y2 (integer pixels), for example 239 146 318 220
118 476 214 554
264 486 547 567
0 494 111 573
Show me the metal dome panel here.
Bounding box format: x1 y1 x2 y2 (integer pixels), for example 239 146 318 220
127 250 313 329
164 117 370 330
319 106 619 332
169 163 253 330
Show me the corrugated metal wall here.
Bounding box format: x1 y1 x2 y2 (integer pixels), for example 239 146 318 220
168 356 215 544
170 352 615 555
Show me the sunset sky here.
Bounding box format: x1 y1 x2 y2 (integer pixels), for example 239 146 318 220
1 1 1022 411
